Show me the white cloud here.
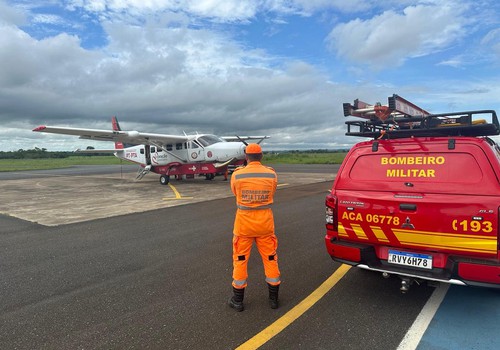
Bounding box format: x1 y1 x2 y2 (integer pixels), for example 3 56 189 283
32 13 66 25
481 28 500 62
0 0 27 26
0 0 498 152
325 1 468 68
437 57 464 68
63 0 417 23
67 0 261 22
0 10 345 150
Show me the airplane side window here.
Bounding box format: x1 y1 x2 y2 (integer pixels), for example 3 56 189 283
198 135 224 146
167 144 173 151
197 137 209 147
176 143 183 150
151 147 156 153
140 148 145 154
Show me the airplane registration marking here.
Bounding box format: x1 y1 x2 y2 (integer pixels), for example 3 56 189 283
162 184 193 200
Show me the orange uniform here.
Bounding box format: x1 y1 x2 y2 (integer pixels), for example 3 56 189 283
230 160 280 289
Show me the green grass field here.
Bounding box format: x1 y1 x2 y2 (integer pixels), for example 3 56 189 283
0 156 123 172
0 152 347 172
264 152 347 164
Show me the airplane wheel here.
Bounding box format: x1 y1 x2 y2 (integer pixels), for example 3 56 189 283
160 175 170 185
205 173 215 180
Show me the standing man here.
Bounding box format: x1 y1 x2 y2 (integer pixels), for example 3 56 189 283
228 143 280 312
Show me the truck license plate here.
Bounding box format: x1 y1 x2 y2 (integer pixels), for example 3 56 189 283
388 250 432 270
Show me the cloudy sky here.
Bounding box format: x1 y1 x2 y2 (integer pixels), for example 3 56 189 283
0 0 499 151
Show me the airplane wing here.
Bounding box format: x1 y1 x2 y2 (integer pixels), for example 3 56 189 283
221 136 270 142
32 126 190 145
75 148 124 153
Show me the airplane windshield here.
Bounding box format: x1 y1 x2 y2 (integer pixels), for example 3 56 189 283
197 135 225 147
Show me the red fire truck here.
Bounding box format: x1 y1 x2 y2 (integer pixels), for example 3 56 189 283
325 95 500 292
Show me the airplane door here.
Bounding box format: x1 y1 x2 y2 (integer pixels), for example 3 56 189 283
145 145 151 165
187 141 205 162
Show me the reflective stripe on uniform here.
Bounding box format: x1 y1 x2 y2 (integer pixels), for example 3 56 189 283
265 277 280 284
237 204 272 210
234 173 277 180
233 279 247 287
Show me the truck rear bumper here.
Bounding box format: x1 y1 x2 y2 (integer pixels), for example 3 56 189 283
326 237 500 288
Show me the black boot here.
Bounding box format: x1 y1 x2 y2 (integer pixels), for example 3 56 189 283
268 283 280 309
229 287 245 312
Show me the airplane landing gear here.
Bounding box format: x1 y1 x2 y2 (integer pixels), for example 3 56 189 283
205 173 215 180
160 175 170 185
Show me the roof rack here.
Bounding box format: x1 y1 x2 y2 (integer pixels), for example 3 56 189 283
346 110 499 139
343 94 430 121
342 95 499 139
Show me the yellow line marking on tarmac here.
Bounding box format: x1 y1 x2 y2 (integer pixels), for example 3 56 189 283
236 264 351 350
162 183 193 200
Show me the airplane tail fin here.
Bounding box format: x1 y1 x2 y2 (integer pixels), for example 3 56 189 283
112 116 125 149
112 116 138 148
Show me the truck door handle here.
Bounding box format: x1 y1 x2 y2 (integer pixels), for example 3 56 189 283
400 203 417 211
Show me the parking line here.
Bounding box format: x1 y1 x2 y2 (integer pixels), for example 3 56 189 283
235 264 351 350
162 183 193 200
397 283 449 350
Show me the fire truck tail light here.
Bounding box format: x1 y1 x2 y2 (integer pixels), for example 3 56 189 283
326 207 334 223
325 194 338 231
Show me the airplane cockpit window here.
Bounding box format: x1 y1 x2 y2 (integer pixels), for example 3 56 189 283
190 141 199 149
197 135 225 147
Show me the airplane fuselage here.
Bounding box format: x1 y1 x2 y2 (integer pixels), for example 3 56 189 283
115 134 247 177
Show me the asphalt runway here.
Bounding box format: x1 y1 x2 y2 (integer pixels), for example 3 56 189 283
1 164 498 349
0 164 337 226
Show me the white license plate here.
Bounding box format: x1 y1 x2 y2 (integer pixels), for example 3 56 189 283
388 250 432 270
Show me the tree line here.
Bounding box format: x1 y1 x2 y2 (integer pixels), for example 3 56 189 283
0 147 106 159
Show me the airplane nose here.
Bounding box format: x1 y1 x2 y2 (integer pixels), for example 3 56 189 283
240 143 246 157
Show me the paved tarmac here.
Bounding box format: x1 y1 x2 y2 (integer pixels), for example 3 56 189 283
0 164 338 226
2 164 497 349
0 172 434 350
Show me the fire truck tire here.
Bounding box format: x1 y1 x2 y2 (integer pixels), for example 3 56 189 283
160 175 170 185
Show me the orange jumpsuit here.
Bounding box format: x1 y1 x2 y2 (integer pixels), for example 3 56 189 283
230 161 280 289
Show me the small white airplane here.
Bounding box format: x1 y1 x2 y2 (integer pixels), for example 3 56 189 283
33 117 269 185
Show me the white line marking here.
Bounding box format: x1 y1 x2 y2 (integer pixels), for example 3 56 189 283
397 283 450 350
